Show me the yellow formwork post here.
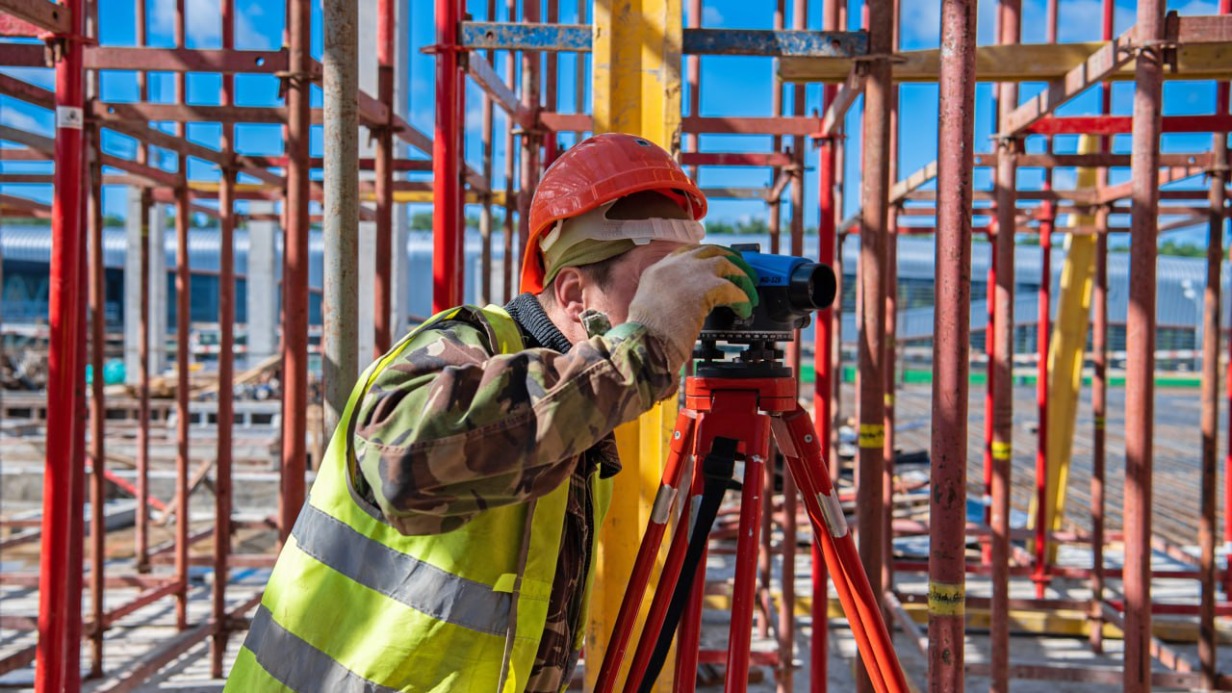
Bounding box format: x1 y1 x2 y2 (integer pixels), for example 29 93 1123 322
1031 135 1101 560
586 1 682 690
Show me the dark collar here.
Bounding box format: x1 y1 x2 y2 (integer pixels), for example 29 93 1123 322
504 293 574 354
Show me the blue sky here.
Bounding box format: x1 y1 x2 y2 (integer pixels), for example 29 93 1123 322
0 0 1225 247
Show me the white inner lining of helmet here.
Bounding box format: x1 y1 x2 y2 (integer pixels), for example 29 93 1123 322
540 200 705 253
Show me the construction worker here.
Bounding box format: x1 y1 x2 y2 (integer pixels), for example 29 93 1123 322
225 133 759 692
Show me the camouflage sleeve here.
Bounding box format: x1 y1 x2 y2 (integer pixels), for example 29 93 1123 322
352 319 677 535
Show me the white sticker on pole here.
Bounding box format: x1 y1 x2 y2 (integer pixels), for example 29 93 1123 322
818 490 849 538
57 106 84 130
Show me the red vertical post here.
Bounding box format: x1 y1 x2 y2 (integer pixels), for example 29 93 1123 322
35 0 86 680
479 0 496 305
812 0 840 670
990 0 1021 689
374 0 395 354
87 122 105 678
813 130 836 693
281 0 312 543
768 0 784 256
929 1 978 690
982 225 995 566
1123 0 1165 689
212 0 237 674
855 0 892 686
1032 0 1059 600
881 0 900 604
777 4 807 688
67 171 89 693
517 0 542 276
1090 0 1114 655
134 0 152 574
433 0 463 312
502 0 518 301
543 0 559 166
1199 2 1229 682
173 0 192 630
1033 199 1053 599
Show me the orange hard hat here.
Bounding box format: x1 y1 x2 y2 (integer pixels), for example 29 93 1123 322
520 133 707 294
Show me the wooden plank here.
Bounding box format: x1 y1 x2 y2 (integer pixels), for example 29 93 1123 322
780 41 1232 84
820 65 865 137
467 53 533 129
889 161 938 204
1097 166 1207 204
999 29 1137 137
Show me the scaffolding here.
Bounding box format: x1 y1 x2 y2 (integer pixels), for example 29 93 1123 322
1 0 1232 690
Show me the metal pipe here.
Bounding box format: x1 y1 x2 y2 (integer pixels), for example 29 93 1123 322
813 130 836 693
1091 204 1108 655
67 167 89 693
211 0 238 674
929 1 977 690
686 0 701 180
1033 198 1053 600
173 0 191 631
433 0 463 312
323 0 360 438
281 0 312 543
1032 0 1059 600
1200 2 1229 675
777 3 806 687
543 0 559 166
990 0 1021 689
134 0 152 575
479 0 496 305
812 0 840 673
87 121 106 679
1090 0 1114 655
981 226 995 567
518 0 541 262
503 0 518 301
374 0 395 355
856 1 892 690
882 0 900 605
1123 0 1166 688
769 0 784 256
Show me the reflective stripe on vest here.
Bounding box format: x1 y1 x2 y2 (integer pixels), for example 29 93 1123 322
226 305 574 693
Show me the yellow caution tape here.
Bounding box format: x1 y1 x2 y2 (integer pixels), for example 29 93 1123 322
928 581 966 617
858 424 885 449
884 394 894 406
991 441 1012 461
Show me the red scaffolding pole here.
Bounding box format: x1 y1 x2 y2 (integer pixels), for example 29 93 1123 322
432 0 463 312
34 0 86 685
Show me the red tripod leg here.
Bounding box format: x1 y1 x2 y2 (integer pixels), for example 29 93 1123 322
725 417 771 693
596 410 696 693
773 407 908 693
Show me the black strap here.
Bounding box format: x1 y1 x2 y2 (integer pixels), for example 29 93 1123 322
636 437 742 693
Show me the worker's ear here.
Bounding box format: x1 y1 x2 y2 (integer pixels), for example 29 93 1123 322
553 267 587 326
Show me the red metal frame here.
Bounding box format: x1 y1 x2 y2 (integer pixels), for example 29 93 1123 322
34 0 86 686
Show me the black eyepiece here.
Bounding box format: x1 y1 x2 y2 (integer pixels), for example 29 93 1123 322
787 262 837 312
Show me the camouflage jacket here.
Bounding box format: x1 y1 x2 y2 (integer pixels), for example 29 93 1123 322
352 293 678 691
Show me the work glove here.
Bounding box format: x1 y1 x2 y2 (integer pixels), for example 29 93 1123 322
626 245 760 374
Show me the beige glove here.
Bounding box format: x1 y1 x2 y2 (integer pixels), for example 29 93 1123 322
626 245 759 373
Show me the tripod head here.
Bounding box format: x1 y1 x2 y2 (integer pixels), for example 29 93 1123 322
694 244 837 378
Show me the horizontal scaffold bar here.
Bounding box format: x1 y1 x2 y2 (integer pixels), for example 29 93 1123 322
459 21 868 58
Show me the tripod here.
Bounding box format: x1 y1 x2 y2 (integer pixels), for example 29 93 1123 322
594 345 907 693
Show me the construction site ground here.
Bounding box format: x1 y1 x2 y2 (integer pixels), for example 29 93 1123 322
0 381 1224 690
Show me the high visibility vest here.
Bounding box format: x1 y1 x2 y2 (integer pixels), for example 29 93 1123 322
226 305 612 692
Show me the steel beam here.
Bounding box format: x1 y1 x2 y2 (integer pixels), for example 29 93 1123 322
0 0 69 34
83 46 288 73
1029 114 1232 135
458 21 869 57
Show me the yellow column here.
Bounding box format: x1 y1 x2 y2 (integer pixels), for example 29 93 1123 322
1030 135 1100 560
586 1 682 690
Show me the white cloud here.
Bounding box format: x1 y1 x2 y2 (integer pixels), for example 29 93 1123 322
703 6 724 26
0 104 49 134
149 0 272 50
